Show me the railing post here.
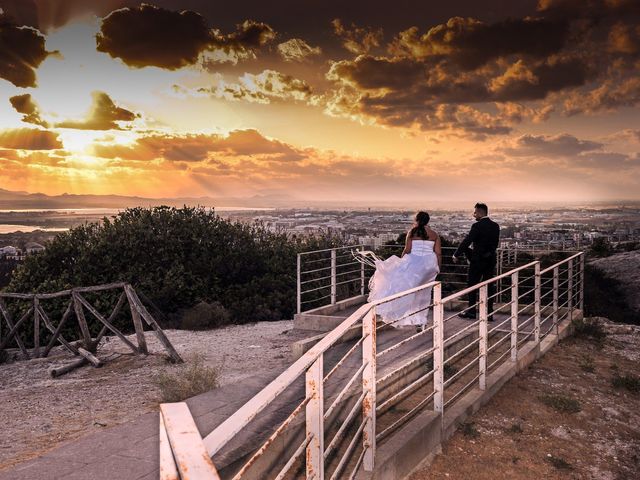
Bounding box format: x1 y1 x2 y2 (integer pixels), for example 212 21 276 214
553 266 559 331
568 258 574 326
360 246 365 296
330 249 337 305
579 253 585 312
362 307 377 471
534 262 541 344
510 271 518 361
433 283 444 416
306 354 324 479
497 250 503 303
479 285 488 390
297 254 302 315
33 297 40 358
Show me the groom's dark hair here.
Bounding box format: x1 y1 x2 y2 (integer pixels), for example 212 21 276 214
475 203 488 215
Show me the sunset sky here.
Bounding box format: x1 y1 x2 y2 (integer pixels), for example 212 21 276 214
0 0 639 206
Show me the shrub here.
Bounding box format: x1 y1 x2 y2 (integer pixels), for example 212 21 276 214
583 265 639 325
4 207 343 344
459 421 480 438
538 394 581 413
578 354 595 373
572 317 607 345
154 354 220 402
612 373 640 393
178 301 230 330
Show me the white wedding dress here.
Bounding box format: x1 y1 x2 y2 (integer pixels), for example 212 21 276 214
367 240 440 327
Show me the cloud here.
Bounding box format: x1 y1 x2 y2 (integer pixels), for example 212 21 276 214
502 133 603 157
56 91 136 130
277 38 322 62
320 3 640 137
96 5 212 69
0 0 127 32
92 129 305 163
0 18 51 87
9 94 48 127
96 5 275 69
332 19 383 55
389 16 569 70
197 70 313 104
0 128 63 150
562 76 640 115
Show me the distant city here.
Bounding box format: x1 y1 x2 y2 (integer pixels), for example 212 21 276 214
1 206 640 260
224 206 640 251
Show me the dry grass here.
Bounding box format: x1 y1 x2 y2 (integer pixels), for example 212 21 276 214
154 353 221 402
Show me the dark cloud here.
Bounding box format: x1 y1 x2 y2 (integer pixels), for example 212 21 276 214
0 17 51 87
389 16 569 70
96 5 275 69
502 133 603 157
96 4 213 69
210 20 275 51
9 94 48 127
56 91 136 130
0 128 63 150
0 0 127 32
332 19 383 55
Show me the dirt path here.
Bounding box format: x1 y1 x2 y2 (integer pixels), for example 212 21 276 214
409 321 640 480
0 321 310 470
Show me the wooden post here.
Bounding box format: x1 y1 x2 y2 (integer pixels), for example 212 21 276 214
33 297 40 358
75 293 140 354
125 285 183 363
128 290 148 355
0 306 34 354
72 292 93 349
0 298 29 357
38 303 79 356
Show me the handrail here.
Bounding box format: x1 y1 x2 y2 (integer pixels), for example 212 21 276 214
539 251 583 275
164 250 585 480
441 261 538 303
203 279 439 456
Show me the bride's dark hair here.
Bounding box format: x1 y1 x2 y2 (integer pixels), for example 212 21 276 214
410 211 430 239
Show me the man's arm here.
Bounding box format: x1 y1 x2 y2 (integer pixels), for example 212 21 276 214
453 223 478 260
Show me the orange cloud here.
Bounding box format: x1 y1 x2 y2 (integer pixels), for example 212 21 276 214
0 128 63 150
56 91 136 130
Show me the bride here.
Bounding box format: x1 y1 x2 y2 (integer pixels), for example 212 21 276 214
368 211 441 329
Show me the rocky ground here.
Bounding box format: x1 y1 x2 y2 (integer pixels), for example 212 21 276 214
410 319 640 480
0 321 311 471
590 251 640 312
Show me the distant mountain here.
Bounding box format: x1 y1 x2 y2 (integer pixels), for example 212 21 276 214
0 188 298 209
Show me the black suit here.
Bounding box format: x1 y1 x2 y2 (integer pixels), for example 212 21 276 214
454 217 500 317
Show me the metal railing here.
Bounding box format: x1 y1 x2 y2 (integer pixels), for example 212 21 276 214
297 245 467 314
160 251 585 479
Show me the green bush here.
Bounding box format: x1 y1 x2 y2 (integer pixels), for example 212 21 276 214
584 264 639 325
3 206 342 344
178 301 230 330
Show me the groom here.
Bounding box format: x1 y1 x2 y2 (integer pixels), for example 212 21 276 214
452 203 500 320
